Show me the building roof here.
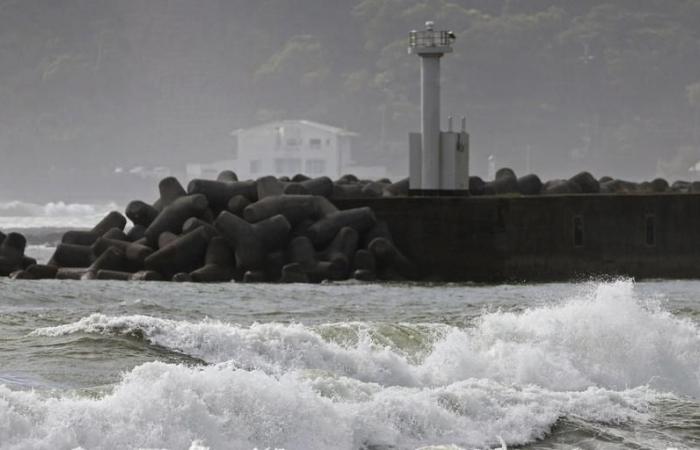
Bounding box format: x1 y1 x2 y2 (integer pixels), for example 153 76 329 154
230 119 357 137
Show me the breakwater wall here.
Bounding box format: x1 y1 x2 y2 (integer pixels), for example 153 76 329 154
335 193 700 282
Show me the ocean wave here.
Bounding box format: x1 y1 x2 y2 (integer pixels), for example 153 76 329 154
0 361 653 450
32 281 700 397
0 200 120 229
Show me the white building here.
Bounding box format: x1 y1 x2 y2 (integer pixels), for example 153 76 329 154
188 120 355 181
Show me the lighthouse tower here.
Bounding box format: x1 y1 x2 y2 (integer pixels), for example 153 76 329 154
408 22 469 195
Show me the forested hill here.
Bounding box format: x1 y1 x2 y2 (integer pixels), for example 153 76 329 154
1 0 700 198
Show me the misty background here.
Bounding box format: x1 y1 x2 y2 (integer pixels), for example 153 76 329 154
1 0 700 203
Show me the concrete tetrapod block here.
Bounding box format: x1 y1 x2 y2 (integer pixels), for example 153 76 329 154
49 244 94 268
242 270 266 283
1 232 26 256
172 272 193 282
332 183 364 199
468 176 486 196
320 227 358 272
103 228 129 241
144 227 214 278
91 237 153 270
671 180 690 193
287 236 346 282
292 174 311 183
336 174 358 185
227 195 251 216
61 230 101 246
306 207 376 247
569 171 600 194
280 262 310 283
282 182 309 195
94 270 132 281
215 212 291 270
158 232 179 250
489 168 519 195
144 194 209 247
25 264 58 280
243 195 324 225
21 256 37 270
181 217 218 237
651 178 669 192
188 179 258 211
360 182 384 198
126 201 159 228
353 269 377 281
301 177 333 198
91 211 127 236
292 219 315 239
264 251 286 281
88 247 127 273
55 268 90 280
517 174 543 196
542 179 582 195
155 177 187 212
190 237 236 283
217 170 238 183
362 221 394 248
130 270 163 281
383 177 409 197
368 237 417 280
256 176 284 199
0 232 27 274
599 179 638 194
126 225 147 242
352 249 376 272
10 270 35 280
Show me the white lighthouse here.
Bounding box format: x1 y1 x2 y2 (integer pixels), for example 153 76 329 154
408 21 469 194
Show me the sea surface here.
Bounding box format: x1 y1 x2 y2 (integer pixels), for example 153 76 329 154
1 278 699 450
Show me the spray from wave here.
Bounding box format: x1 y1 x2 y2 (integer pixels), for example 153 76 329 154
8 280 698 449
0 200 121 229
32 281 700 396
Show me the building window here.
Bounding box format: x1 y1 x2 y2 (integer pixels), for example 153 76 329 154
573 215 584 247
250 160 261 174
305 159 326 174
275 158 301 174
646 215 656 246
309 138 322 150
325 138 331 147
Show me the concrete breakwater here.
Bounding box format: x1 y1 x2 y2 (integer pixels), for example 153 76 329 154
2 173 416 283
3 168 700 283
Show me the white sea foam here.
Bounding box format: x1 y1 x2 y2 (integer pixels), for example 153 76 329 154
32 281 700 397
0 361 652 450
0 200 120 229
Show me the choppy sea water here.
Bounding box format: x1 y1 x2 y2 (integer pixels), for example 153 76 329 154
1 279 698 450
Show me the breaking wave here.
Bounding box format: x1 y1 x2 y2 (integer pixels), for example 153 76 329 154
32 281 700 396
0 200 120 229
6 280 698 449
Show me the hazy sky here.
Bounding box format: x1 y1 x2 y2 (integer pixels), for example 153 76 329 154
1 0 699 202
